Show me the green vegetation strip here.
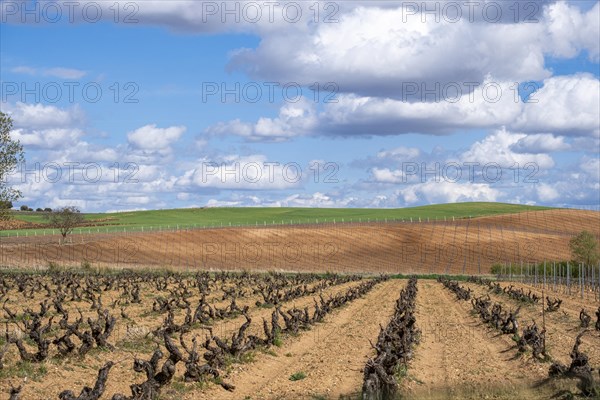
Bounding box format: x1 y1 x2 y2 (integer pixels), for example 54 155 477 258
1 202 552 237
0 265 495 282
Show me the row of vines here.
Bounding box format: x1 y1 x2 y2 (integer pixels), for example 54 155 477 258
0 269 387 399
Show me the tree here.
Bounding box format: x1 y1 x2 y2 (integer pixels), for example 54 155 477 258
46 206 84 242
569 230 600 267
20 205 29 211
0 200 12 209
0 111 24 220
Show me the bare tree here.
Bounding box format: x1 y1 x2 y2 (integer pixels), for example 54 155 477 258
46 206 84 243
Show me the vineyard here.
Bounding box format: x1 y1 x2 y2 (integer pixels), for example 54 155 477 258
0 268 598 399
0 208 599 399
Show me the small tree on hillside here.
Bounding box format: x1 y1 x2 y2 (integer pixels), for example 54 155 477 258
569 230 600 267
46 206 84 243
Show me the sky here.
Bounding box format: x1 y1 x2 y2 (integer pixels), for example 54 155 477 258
0 0 599 212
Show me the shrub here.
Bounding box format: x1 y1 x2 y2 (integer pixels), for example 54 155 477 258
80 260 93 272
289 371 306 381
47 261 62 273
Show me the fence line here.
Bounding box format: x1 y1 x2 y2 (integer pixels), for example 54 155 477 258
0 210 598 289
1 215 470 237
496 261 600 302
3 208 599 239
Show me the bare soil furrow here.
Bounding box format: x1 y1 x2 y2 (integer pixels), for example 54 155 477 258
403 281 548 399
192 279 404 400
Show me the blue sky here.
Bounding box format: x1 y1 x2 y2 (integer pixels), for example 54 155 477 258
1 0 599 211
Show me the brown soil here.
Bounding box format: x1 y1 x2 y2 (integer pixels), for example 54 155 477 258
0 209 599 399
461 280 600 370
0 217 118 231
402 281 550 399
0 276 367 399
1 209 598 274
0 276 596 399
0 219 43 230
191 279 404 400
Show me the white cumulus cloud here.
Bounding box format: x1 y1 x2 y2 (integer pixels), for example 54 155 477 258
127 124 186 151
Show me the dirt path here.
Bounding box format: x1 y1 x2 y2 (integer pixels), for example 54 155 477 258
402 281 549 399
203 280 365 341
191 279 405 400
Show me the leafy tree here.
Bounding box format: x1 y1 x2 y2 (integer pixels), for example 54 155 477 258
20 205 28 211
43 207 52 212
0 200 12 209
45 206 84 242
0 111 24 220
569 230 600 266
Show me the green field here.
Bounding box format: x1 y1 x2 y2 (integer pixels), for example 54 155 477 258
0 202 553 237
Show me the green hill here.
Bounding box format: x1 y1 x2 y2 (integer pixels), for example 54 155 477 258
1 202 554 236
